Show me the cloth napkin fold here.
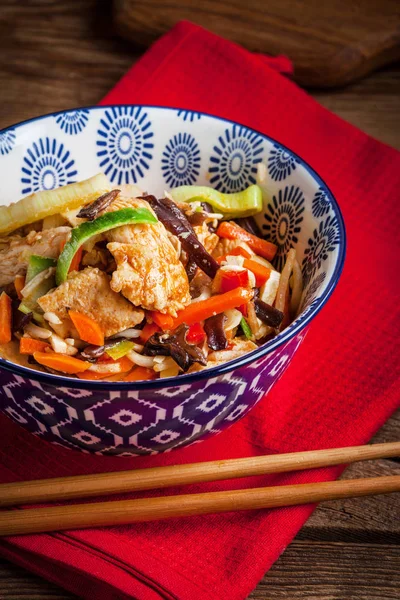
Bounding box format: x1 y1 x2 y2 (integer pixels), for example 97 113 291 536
0 21 399 600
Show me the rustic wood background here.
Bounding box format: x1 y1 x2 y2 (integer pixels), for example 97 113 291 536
0 1 399 598
114 0 400 88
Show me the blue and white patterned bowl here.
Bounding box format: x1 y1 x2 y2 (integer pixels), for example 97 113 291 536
0 106 345 456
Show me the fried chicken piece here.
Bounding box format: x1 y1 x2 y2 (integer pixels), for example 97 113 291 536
38 267 144 338
0 226 71 287
103 195 190 316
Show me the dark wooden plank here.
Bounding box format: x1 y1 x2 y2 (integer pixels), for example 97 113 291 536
114 0 400 88
0 559 76 599
248 541 400 599
1 540 399 600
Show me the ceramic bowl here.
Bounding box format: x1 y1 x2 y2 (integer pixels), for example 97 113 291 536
0 106 345 456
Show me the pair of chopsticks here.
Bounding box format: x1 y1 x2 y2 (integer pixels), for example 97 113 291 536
0 442 399 536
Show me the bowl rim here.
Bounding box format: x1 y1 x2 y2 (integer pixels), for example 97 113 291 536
0 104 346 390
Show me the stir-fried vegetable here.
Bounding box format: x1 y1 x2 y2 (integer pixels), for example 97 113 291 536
243 259 270 287
150 311 174 331
139 322 160 344
59 240 82 274
216 221 277 261
14 275 25 300
186 323 206 344
12 302 32 332
275 248 296 315
56 207 157 284
204 314 228 351
122 366 156 382
76 189 120 220
33 351 90 374
69 311 105 346
144 195 219 279
240 317 253 339
253 298 284 328
26 255 56 283
0 173 111 235
144 325 206 372
234 216 263 237
0 166 305 382
170 185 263 218
219 269 249 293
105 340 134 360
0 292 12 344
172 287 253 328
20 267 56 312
20 338 51 354
290 259 303 317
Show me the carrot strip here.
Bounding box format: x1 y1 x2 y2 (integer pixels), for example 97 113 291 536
33 352 90 374
69 311 104 346
20 338 51 355
122 366 157 382
0 292 12 344
92 355 133 371
14 275 25 300
243 259 271 287
139 322 160 343
171 287 253 328
117 356 135 372
60 240 82 274
216 246 252 264
216 221 277 260
77 370 118 381
150 311 174 331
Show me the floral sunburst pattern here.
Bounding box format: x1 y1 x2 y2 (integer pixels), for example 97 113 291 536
0 130 16 156
177 110 202 122
208 125 264 192
162 133 201 188
21 137 77 195
302 216 340 286
312 186 331 218
55 109 90 135
262 185 305 272
96 106 154 185
267 144 299 182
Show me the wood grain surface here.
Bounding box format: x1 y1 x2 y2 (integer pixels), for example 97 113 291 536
0 1 399 598
114 0 400 88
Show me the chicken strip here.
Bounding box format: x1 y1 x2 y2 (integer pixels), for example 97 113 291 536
38 267 144 338
0 226 71 287
103 195 190 316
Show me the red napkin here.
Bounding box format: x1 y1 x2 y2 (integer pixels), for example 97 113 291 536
1 21 399 600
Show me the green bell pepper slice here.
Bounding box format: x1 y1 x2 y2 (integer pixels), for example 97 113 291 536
56 207 157 285
105 340 135 360
240 317 253 339
170 185 263 218
26 255 57 283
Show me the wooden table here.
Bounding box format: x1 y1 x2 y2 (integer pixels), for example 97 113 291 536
0 1 399 598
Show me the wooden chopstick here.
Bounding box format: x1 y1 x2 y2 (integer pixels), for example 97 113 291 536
0 441 399 508
1 475 399 536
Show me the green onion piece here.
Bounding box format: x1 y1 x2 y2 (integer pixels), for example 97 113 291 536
18 303 45 325
240 317 253 339
26 255 57 283
170 185 263 218
56 207 157 285
105 340 134 360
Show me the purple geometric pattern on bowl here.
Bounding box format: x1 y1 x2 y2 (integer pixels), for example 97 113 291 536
0 333 305 456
